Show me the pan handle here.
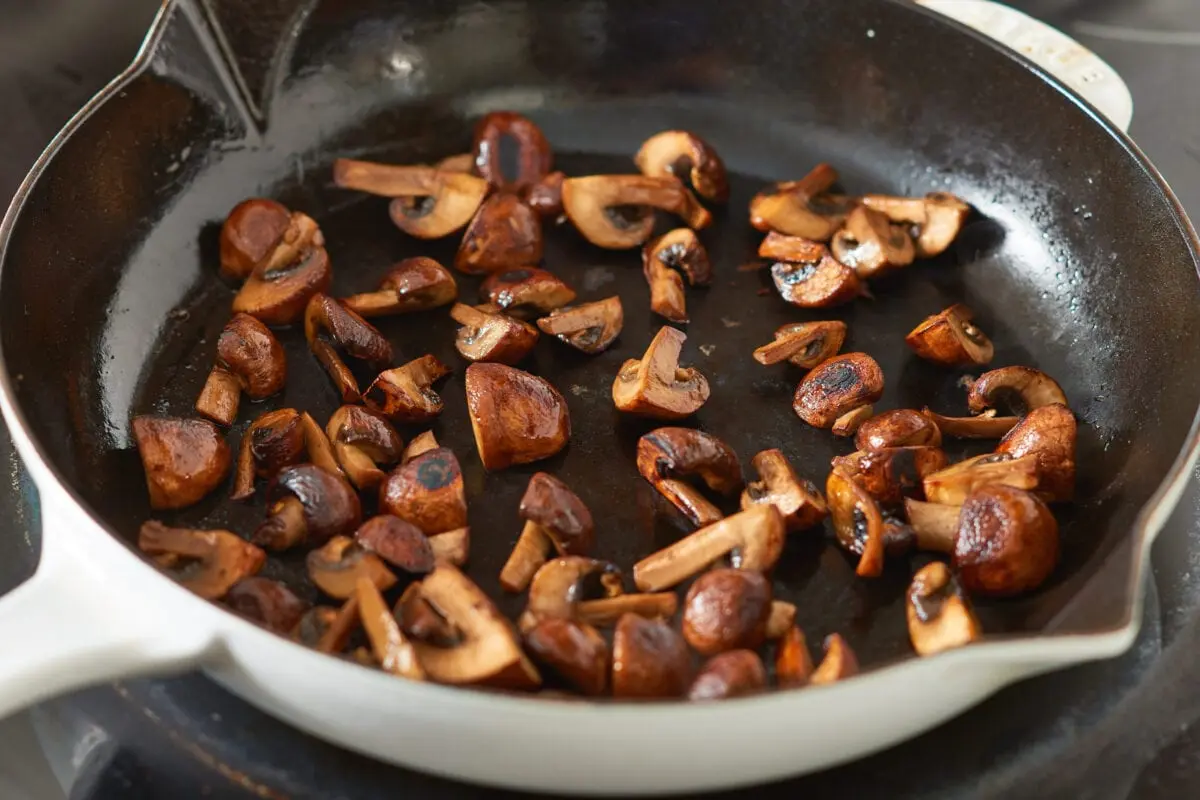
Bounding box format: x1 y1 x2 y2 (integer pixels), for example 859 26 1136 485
916 0 1133 132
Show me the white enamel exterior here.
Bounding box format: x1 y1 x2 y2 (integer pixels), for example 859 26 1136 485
0 1 1169 795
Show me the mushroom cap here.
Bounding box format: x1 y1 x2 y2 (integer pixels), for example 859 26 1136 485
527 171 566 217
634 130 729 203
378 447 468 535
954 484 1059 596
995 403 1077 502
465 363 571 470
907 562 982 656
682 568 773 656
613 326 710 419
827 469 886 578
138 521 266 600
525 556 621 626
967 366 1068 415
830 205 915 279
225 577 309 634
905 304 994 367
471 110 553 193
132 416 232 510
636 427 742 495
536 296 625 355
768 245 861 309
519 472 595 554
643 227 713 287
611 613 691 699
450 303 540 364
342 257 458 318
232 212 332 326
479 267 576 316
266 464 362 548
855 409 943 450
562 175 711 249
355 515 435 574
215 313 287 398
232 408 306 499
793 353 885 429
306 535 398 600
740 448 828 532
456 193 544 274
832 446 949 505
364 355 452 423
327 405 403 462
305 294 394 402
219 198 291 281
524 618 609 696
753 320 847 368
688 650 767 701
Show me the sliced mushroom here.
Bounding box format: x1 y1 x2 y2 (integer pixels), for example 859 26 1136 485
793 352 885 429
138 521 265 600
355 514 435 575
749 163 857 241
231 409 304 500
254 464 362 551
232 212 332 326
643 250 687 323
307 535 397 599
536 296 624 354
922 452 1040 505
456 193 544 274
499 472 595 593
428 527 470 567
401 431 439 464
637 427 741 527
225 577 309 634
741 448 828 531
562 175 712 249
906 304 993 367
378 447 467 535
409 565 541 688
219 198 292 281
465 363 571 470
341 257 457 318
996 403 1077 502
479 267 576 317
907 562 981 656
365 355 452 423
324 405 403 492
450 303 539 364
827 469 886 577
396 582 462 646
764 237 862 308
682 568 772 655
332 159 489 239
611 613 691 699
305 294 393 403
524 618 609 696
809 634 859 685
753 320 847 369
575 592 679 627
861 192 971 258
921 408 1019 440
967 366 1068 416
133 416 231 510
831 446 949 505
645 227 713 286
356 577 426 679
776 625 815 688
832 404 875 437
291 605 346 652
520 556 622 630
527 171 566 218
195 313 286 426
688 650 767 701
613 326 710 419
830 205 915 279
633 505 786 592
472 110 553 193
855 409 943 450
765 600 797 639
635 130 728 202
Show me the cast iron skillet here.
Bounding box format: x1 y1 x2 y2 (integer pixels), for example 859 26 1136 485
0 0 1198 793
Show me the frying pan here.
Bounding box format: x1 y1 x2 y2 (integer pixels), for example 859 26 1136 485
0 0 1196 794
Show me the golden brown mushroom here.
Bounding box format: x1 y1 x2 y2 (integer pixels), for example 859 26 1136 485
365 355 452 423
253 464 362 551
355 514 435 575
831 205 916 279
536 296 624 355
635 130 729 203
195 313 286 426
450 303 539 364
524 618 609 696
456 193 544 274
613 326 710 419
341 257 457 318
995 403 1077 502
688 650 767 701
378 447 467 535
827 468 886 578
428 527 470 568
325 405 403 492
776 625 816 688
138 521 265 600
810 634 859 685
831 404 876 437
562 175 712 249
471 111 553 193
907 562 982 656
230 409 342 500
500 473 596 592
753 320 847 369
921 408 1019 440
232 211 332 326
749 163 857 241
479 267 576 318
760 233 862 308
219 198 292 281
906 305 994 367
132 416 231 510
832 446 949 505
225 577 309 634
518 557 622 629
332 158 489 239
356 577 426 680
527 171 566 218
611 613 691 699
793 352 885 429
681 568 773 655
637 427 742 527
855 409 943 450
641 228 711 323
305 294 393 403
741 448 828 531
922 452 1040 505
967 366 1068 416
465 363 571 470
307 535 397 600
861 191 971 258
401 430 439 464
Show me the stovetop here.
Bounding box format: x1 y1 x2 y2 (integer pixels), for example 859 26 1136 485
2 1 1200 798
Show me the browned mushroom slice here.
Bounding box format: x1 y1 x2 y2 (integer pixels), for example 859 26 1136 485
688 650 767 701
428 527 470 567
471 111 553 193
827 469 886 577
456 193 544 274
305 294 393 403
562 175 712 249
219 198 292 281
645 227 714 286
856 409 943 450
401 430 439 464
741 448 827 531
764 237 862 309
307 535 397 599
524 618 609 696
907 562 981 656
765 600 798 640
967 366 1068 416
365 355 452 423
341 257 457 318
395 582 461 646
225 577 309 634
139 521 265 600
921 408 1019 440
465 363 571 470
479 267 576 317
861 191 971 258
637 427 742 527
332 159 489 239
355 577 426 679
195 313 286 426
527 171 565 218
793 352 885 429
682 568 772 655
753 320 847 368
378 447 467 535
906 304 993 367
611 613 691 699
809 634 859 685
643 249 688 323
519 557 622 629
535 296 624 355
996 403 1077 502
749 164 857 240
635 130 729 203
409 565 541 688
254 464 362 551
324 405 403 492
633 505 786 592
449 303 538 365
500 473 595 592
355 514 435 575
232 212 332 326
776 625 815 688
832 446 949 505
231 408 305 500
133 416 231 510
574 592 678 627
290 605 346 652
613 326 710 419
923 452 1040 505
831 404 875 437
830 205 916 279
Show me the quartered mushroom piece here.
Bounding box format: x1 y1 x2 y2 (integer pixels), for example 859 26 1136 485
855 408 943 450
688 650 767 701
378 447 468 535
613 326 710 419
138 521 265 600
681 568 773 655
861 191 971 258
232 211 332 326
232 409 318 500
830 205 916 279
133 416 231 510
195 313 286 426
305 293 393 403
922 452 1040 505
307 535 397 600
906 304 994 367
810 634 860 685
753 320 847 369
325 405 404 492
401 430 439 464
635 130 729 203
500 473 596 593
527 171 566 218
450 303 540 364
826 469 887 577
765 600 798 640
518 556 622 629
355 514 435 575
921 408 1019 440
637 427 742 527
741 448 828 532
907 562 982 656
465 363 571 470
775 625 815 688
341 257 457 318
365 355 452 423
536 296 624 354
967 366 1068 416
332 158 489 239
472 110 553 193
219 198 292 281
428 527 471 568
750 163 857 241
478 267 576 318
831 404 875 437
759 233 862 309
253 464 362 551
793 352 885 429
832 446 949 505
524 618 610 697
611 613 691 699
562 174 712 249
996 403 1077 502
642 228 713 323
455 193 544 274
356 577 427 679
225 577 309 634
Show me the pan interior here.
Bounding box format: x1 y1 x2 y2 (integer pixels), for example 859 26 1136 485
2 0 1199 676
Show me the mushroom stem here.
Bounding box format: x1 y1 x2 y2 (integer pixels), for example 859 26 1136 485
316 595 360 654
255 496 308 551
655 478 724 527
576 593 679 626
633 505 785 592
499 520 553 592
356 577 425 679
904 499 960 553
195 367 242 426
765 600 797 639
